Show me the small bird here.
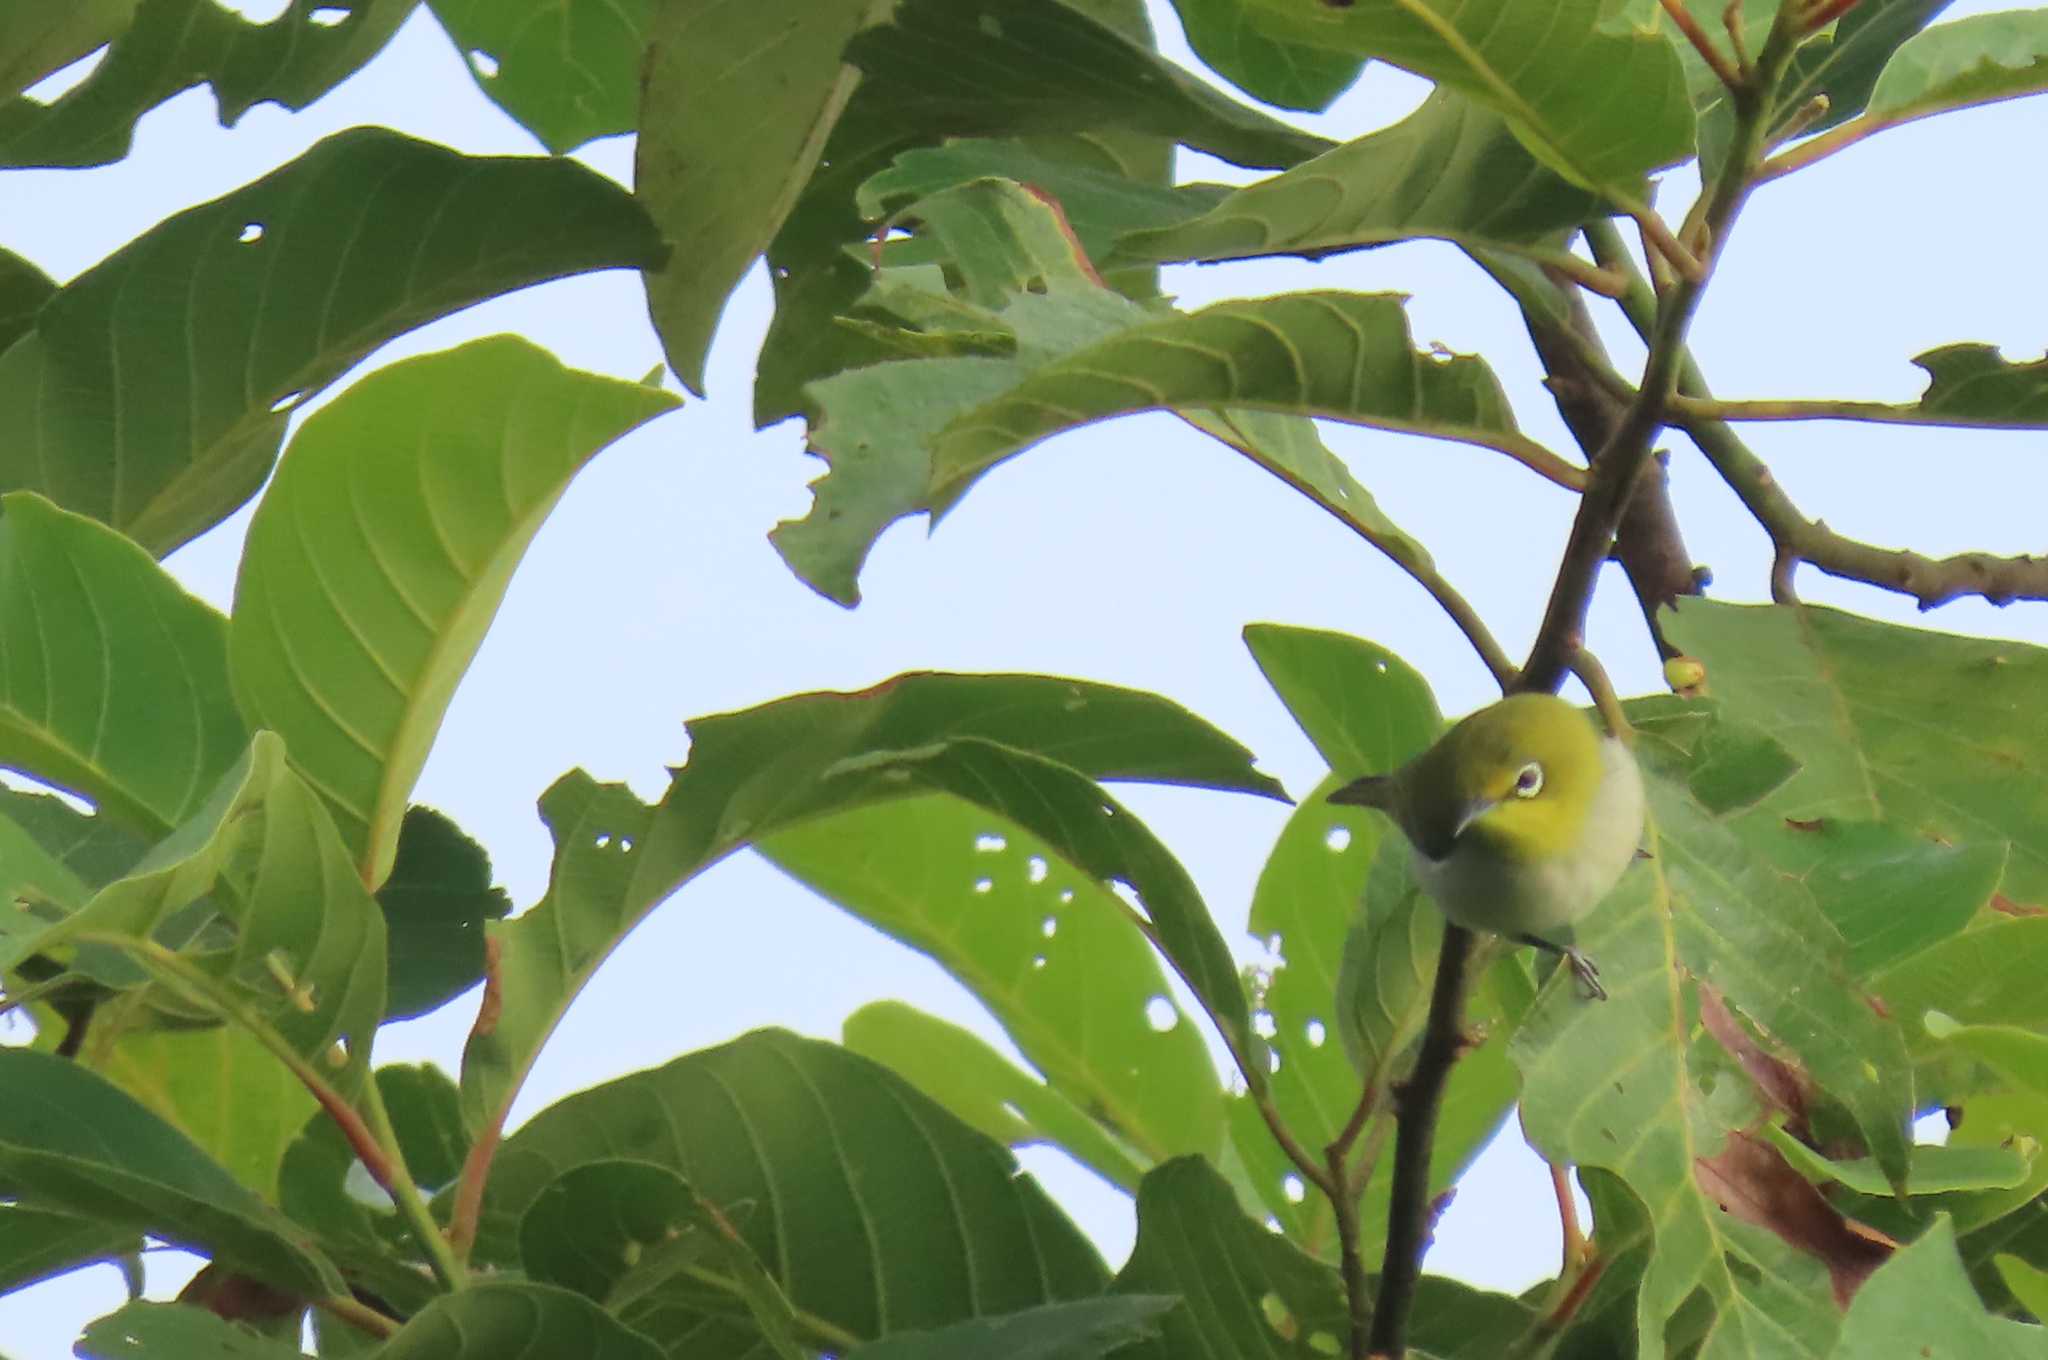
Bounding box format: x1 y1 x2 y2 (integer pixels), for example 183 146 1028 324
1328 693 1644 1000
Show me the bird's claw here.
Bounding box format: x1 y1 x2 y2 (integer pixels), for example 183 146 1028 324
1564 947 1606 1002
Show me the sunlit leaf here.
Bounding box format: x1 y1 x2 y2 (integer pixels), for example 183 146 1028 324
0 0 416 169
230 336 676 886
0 1047 341 1297
0 129 662 554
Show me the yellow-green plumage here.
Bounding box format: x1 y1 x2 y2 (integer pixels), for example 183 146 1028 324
1329 693 1643 999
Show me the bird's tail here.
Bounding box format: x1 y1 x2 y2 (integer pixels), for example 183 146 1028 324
1327 773 1396 810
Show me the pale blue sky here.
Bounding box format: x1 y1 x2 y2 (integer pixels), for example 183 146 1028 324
2 2 2044 1354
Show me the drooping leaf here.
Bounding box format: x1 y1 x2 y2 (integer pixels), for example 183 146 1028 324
230 336 676 887
0 1204 137 1294
0 0 138 104
0 128 663 555
462 673 1279 1135
481 1031 1108 1350
5 733 387 1093
0 1047 341 1297
0 0 416 168
1830 1219 2048 1358
764 789 1225 1170
0 245 54 351
375 807 512 1021
1161 0 1361 110
1863 10 2048 136
1243 0 1692 196
1664 601 2048 902
0 493 247 836
373 1282 666 1360
1123 88 1602 271
75 1301 309 1360
839 1002 1149 1193
636 0 880 395
427 0 654 153
849 1297 1178 1360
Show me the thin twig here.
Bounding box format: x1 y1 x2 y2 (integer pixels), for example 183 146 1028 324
1670 393 2048 429
447 937 505 1260
316 1294 402 1340
1754 111 1878 182
1550 1164 1589 1272
1661 0 1743 90
1722 0 1753 74
1629 208 1704 283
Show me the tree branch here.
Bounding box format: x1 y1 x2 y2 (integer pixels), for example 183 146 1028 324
1670 393 2048 430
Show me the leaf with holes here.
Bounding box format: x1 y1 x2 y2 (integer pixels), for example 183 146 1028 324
0 128 662 555
839 1002 1149 1192
374 1282 666 1360
0 0 137 104
0 0 416 168
428 0 654 153
1664 601 2048 902
5 732 387 1093
461 673 1280 1135
637 0 881 394
230 336 675 887
1861 11 2048 143
762 786 1227 1171
479 1030 1107 1353
0 1048 341 1297
0 493 248 837
1242 0 1691 196
1123 88 1602 272
75 1301 311 1360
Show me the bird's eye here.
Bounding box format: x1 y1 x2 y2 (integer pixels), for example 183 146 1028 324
1513 762 1544 798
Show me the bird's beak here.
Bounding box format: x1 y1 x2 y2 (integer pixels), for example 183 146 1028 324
1451 796 1496 841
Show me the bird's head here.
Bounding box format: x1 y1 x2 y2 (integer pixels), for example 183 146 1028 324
1397 692 1607 864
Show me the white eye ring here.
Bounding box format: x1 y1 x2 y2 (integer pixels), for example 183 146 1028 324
1513 762 1544 799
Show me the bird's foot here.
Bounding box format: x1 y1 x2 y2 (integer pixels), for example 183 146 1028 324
1563 946 1606 1002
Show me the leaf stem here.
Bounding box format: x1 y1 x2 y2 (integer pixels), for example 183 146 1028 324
315 1293 402 1340
358 1070 469 1292
447 936 505 1261
1550 1164 1588 1272
1660 0 1743 90
1669 393 2048 429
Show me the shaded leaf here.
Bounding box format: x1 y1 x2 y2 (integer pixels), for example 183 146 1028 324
0 788 148 893
0 245 54 352
0 128 663 555
1243 0 1692 195
839 1001 1149 1192
374 1282 666 1360
0 1047 340 1297
764 782 1226 1168
463 672 1278 1135
849 1297 1176 1360
5 733 387 1093
1998 1254 2048 1325
1764 820 2002 976
482 1030 1107 1349
230 336 676 886
637 0 879 394
427 0 654 153
1161 0 1361 111
1908 343 2048 426
0 494 246 837
376 807 512 1021
0 1204 137 1294
0 0 137 104
1926 1011 2048 1103
1664 601 2048 902
1830 1219 2048 1358
0 0 416 168
76 1301 308 1360
1123 89 1601 271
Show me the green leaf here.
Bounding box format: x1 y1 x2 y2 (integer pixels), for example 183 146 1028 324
1831 1219 2048 1358
0 0 416 168
1997 1254 2048 1325
0 0 137 104
1877 919 2048 1064
427 0 653 153
462 672 1278 1135
1763 820 2002 976
0 1047 341 1297
0 787 148 893
1243 624 1441 778
1905 343 2048 427
1243 0 1691 196
848 1296 1178 1360
374 1282 666 1360
1925 1011 2048 1102
0 245 54 352
7 732 387 1092
1664 601 2048 902
636 0 879 395
376 807 511 1021
839 1001 1150 1192
76 1301 309 1360
482 1030 1108 1348
0 127 663 555
1162 0 1361 111
229 336 676 886
1775 0 1957 137
927 290 1537 512
764 785 1226 1170
1123 88 1602 271
1866 10 2048 129
0 1204 137 1294
1767 1125 2028 1196
1109 1156 1345 1359
0 493 247 835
